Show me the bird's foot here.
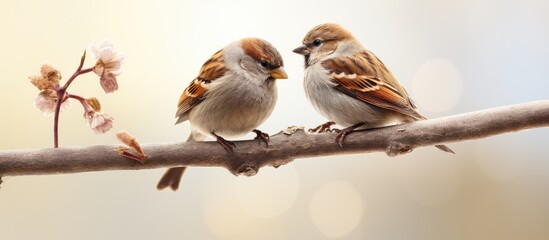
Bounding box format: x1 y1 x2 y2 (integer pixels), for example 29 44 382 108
253 129 270 147
335 122 365 147
212 132 236 152
308 121 337 133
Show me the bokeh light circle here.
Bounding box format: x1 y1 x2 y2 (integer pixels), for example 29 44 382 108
310 180 363 238
203 183 252 237
235 165 300 218
398 152 461 206
411 58 463 112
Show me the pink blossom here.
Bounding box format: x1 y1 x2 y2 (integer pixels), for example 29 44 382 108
99 72 119 93
89 39 124 77
34 90 70 116
87 112 114 134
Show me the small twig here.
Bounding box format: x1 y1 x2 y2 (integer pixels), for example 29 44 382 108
52 51 94 148
1 100 548 178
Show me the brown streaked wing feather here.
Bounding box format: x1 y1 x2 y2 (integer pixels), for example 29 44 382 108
175 78 206 117
322 52 424 119
197 50 228 82
176 50 228 121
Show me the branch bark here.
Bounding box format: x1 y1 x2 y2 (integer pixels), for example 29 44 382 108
1 100 548 178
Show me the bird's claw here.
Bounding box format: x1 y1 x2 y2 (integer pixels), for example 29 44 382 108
308 121 337 133
253 129 270 147
212 132 236 153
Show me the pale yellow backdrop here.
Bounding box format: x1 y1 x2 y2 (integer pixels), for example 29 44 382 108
1 0 549 239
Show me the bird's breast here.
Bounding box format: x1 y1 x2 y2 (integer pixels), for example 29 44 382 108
189 76 277 138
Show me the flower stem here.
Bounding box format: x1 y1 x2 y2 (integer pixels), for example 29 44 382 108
53 89 63 148
68 94 93 113
67 93 85 102
62 67 94 90
52 67 94 148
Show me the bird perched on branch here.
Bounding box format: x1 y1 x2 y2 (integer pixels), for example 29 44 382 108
158 38 288 191
293 23 453 154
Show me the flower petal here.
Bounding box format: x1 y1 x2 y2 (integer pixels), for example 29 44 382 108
99 46 114 63
33 90 70 116
88 41 100 58
100 73 119 93
105 61 122 75
89 39 124 78
34 91 56 116
89 112 114 134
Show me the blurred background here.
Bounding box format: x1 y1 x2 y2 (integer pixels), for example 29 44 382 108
1 0 548 239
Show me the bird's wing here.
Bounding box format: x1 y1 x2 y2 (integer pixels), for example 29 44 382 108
321 51 424 119
175 49 228 123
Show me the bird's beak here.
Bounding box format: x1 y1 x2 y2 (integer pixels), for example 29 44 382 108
270 67 288 79
293 45 310 55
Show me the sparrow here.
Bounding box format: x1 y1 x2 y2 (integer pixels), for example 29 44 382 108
157 38 288 191
293 23 453 154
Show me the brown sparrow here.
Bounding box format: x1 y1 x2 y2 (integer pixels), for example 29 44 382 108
157 38 288 191
293 23 453 153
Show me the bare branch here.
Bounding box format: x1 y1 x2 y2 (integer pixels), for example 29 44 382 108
1 100 548 178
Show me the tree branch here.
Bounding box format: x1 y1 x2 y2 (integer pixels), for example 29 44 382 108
1 100 548 178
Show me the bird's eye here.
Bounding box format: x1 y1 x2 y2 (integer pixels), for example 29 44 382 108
313 39 322 47
260 60 269 68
